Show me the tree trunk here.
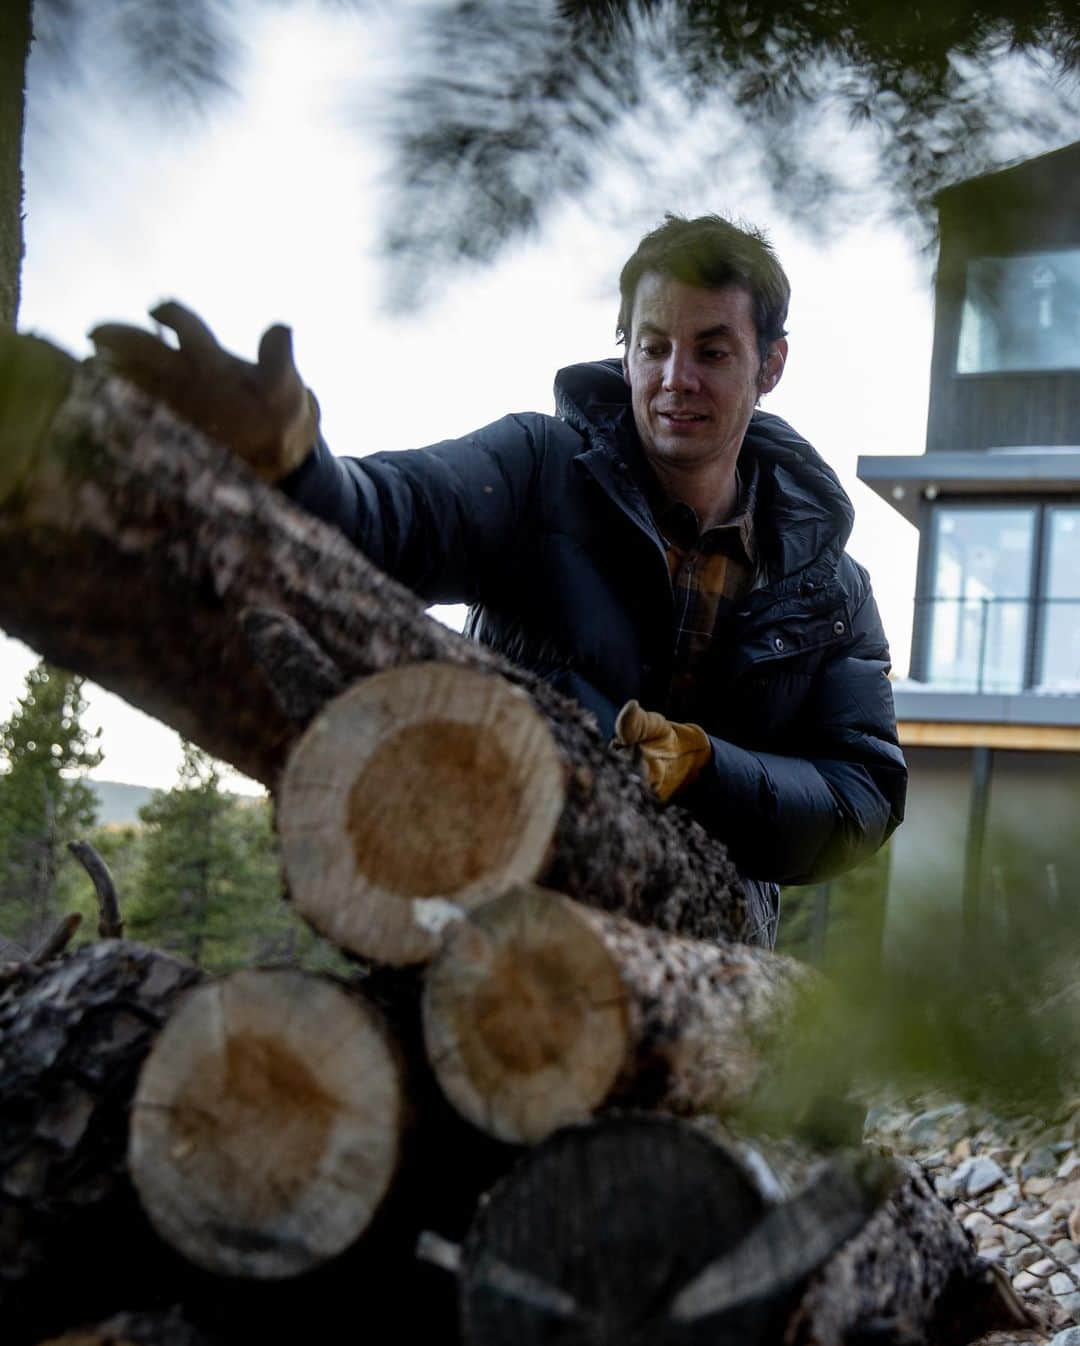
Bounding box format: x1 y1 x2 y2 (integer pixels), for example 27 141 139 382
0 337 749 943
128 968 406 1279
0 942 201 1342
456 1115 1027 1346
0 0 30 327
422 884 812 1143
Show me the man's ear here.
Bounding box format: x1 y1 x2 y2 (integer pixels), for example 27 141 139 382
622 351 631 385
757 338 788 396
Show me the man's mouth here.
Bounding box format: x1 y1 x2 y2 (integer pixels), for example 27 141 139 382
659 411 707 423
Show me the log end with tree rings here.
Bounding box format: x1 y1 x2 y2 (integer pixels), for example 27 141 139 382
423 886 630 1144
128 969 404 1279
277 664 566 965
458 1114 787 1346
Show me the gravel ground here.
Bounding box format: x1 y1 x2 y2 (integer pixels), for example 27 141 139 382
866 1099 1080 1345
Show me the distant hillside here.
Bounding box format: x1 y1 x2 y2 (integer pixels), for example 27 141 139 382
89 780 156 826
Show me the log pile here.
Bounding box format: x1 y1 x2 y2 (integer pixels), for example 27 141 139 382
0 335 1035 1344
0 689 1031 1346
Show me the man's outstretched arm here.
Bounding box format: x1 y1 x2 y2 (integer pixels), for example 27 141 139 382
90 304 543 607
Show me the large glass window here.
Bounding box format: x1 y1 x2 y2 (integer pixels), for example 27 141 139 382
926 507 1035 693
1039 507 1080 691
957 250 1080 374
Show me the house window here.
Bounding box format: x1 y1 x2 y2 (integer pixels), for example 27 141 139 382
957 249 1080 374
925 506 1035 692
1039 506 1080 692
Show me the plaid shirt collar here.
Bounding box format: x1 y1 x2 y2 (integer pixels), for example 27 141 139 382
605 408 759 569
650 459 759 570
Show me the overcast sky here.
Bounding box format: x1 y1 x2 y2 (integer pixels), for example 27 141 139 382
8 0 931 791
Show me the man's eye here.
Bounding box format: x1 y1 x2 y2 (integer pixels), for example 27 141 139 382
704 348 730 361
640 344 664 357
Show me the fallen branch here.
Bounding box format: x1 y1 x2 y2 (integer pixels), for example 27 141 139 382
67 839 123 938
28 911 81 964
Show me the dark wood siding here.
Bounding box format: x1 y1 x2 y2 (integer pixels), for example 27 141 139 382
926 142 1080 455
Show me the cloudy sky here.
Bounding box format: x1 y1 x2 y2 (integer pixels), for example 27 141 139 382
8 0 933 790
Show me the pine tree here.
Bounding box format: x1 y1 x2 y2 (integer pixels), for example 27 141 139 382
0 660 102 947
131 744 232 965
130 743 332 970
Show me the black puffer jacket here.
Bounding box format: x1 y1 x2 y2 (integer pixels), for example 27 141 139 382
283 358 906 932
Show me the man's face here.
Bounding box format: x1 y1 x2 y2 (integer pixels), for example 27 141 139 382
621 272 786 481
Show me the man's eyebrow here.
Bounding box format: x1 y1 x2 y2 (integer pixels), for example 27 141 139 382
635 322 736 340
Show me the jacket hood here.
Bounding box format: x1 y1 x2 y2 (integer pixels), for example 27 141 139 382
554 357 855 581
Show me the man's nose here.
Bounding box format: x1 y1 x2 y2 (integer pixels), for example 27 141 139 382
662 350 699 391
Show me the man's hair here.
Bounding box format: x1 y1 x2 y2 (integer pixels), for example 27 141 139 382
616 214 790 363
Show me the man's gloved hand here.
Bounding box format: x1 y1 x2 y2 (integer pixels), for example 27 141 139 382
89 302 319 482
612 700 712 802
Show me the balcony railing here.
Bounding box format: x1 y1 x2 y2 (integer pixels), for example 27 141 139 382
915 595 1080 695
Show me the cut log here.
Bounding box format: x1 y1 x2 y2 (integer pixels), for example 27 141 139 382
0 942 200 1341
278 666 566 964
455 1115 1022 1346
457 1114 895 1346
128 968 405 1279
0 337 748 943
0 942 514 1345
422 885 812 1143
787 1159 1034 1345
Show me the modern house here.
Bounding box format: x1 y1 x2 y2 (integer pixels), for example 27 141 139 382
857 141 1080 938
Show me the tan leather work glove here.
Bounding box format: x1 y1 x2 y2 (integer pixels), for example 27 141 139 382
612 700 712 802
89 301 319 482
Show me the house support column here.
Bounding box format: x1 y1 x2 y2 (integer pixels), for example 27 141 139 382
962 745 993 935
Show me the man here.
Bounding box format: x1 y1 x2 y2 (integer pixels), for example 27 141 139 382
91 214 906 947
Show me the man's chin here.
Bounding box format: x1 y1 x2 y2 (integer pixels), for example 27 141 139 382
648 437 718 467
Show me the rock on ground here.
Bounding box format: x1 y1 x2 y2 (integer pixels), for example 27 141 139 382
867 1099 1080 1345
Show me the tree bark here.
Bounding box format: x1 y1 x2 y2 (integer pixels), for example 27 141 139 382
0 336 749 943
422 885 812 1143
456 1115 1026 1346
128 968 406 1279
787 1159 1033 1345
0 0 30 327
0 941 201 1342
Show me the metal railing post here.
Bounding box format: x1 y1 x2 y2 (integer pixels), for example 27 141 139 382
976 597 990 694
918 594 1079 693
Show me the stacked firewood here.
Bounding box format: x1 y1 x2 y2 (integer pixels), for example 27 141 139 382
0 335 1037 1344
0 665 1031 1346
